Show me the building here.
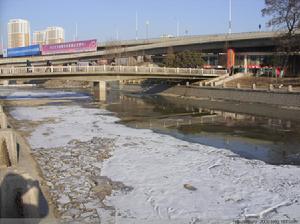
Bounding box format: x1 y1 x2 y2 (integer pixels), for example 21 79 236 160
45 27 64 44
7 19 30 48
32 30 46 45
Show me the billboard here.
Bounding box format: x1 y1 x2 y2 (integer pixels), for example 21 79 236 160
41 39 97 55
227 48 235 69
6 45 40 58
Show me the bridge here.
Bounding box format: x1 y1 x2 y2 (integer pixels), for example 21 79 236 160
1 30 299 66
0 65 227 101
0 65 226 80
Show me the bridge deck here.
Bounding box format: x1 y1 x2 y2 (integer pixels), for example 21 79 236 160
0 65 227 80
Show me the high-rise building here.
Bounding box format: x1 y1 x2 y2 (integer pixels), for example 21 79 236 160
32 30 46 45
7 19 30 48
45 27 64 44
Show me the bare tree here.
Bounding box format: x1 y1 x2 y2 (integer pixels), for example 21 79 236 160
262 0 300 32
262 0 300 74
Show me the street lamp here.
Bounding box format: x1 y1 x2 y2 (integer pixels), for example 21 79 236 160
229 0 232 34
135 12 138 40
177 19 180 37
146 20 150 40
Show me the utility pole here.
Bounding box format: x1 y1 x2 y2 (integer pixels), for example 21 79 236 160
116 28 119 40
146 20 150 40
135 12 138 40
74 23 78 41
177 20 180 37
229 0 232 34
0 36 3 53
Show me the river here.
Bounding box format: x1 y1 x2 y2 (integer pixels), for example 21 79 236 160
2 87 300 223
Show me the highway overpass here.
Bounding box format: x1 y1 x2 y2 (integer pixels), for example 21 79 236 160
1 31 299 66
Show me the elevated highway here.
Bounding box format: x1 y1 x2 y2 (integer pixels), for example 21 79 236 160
2 31 299 66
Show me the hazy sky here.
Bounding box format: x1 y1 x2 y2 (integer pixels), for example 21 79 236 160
0 0 269 47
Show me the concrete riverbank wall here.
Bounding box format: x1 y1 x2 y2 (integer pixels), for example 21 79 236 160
0 105 53 220
160 86 300 107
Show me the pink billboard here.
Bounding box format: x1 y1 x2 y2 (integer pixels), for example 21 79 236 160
41 39 97 55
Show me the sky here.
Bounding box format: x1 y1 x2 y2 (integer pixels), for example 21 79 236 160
0 0 270 48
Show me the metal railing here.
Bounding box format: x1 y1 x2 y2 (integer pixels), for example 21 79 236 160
0 65 227 77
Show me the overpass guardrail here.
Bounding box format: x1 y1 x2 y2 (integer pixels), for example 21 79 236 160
0 65 227 77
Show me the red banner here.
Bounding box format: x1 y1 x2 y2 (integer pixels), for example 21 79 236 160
227 48 235 69
41 39 97 55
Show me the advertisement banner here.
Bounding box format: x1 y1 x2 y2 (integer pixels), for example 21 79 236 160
6 45 40 58
41 39 97 55
227 48 235 69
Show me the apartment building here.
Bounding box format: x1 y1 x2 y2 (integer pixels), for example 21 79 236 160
7 19 30 48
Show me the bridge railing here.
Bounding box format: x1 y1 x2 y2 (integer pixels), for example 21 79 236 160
0 65 227 76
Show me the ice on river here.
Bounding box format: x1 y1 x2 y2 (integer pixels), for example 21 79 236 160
10 105 300 222
0 89 89 100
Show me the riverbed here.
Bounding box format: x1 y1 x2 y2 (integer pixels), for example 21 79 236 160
2 87 300 223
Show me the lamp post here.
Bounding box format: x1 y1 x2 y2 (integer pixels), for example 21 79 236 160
177 20 180 37
135 12 138 40
0 36 3 53
116 28 119 40
146 20 150 40
229 0 232 34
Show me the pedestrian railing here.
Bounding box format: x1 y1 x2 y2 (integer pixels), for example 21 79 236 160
0 65 227 77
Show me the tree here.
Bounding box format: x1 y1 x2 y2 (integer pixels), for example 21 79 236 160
164 47 176 67
163 50 204 68
262 0 300 74
262 0 300 32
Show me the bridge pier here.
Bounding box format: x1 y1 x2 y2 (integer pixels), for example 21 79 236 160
93 81 107 102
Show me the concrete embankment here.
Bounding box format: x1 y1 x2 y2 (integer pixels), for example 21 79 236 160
0 104 56 221
160 85 300 107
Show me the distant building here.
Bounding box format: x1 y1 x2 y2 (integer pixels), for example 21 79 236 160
32 30 46 45
45 27 64 44
7 19 30 48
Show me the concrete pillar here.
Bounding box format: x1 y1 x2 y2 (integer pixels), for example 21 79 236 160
0 112 8 129
252 83 256 90
244 54 248 74
269 84 274 91
3 80 9 86
0 130 18 166
93 81 107 102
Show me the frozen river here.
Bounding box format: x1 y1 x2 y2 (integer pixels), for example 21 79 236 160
3 88 300 223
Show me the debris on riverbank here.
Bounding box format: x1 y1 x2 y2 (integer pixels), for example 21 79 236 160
42 80 91 89
32 137 131 222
